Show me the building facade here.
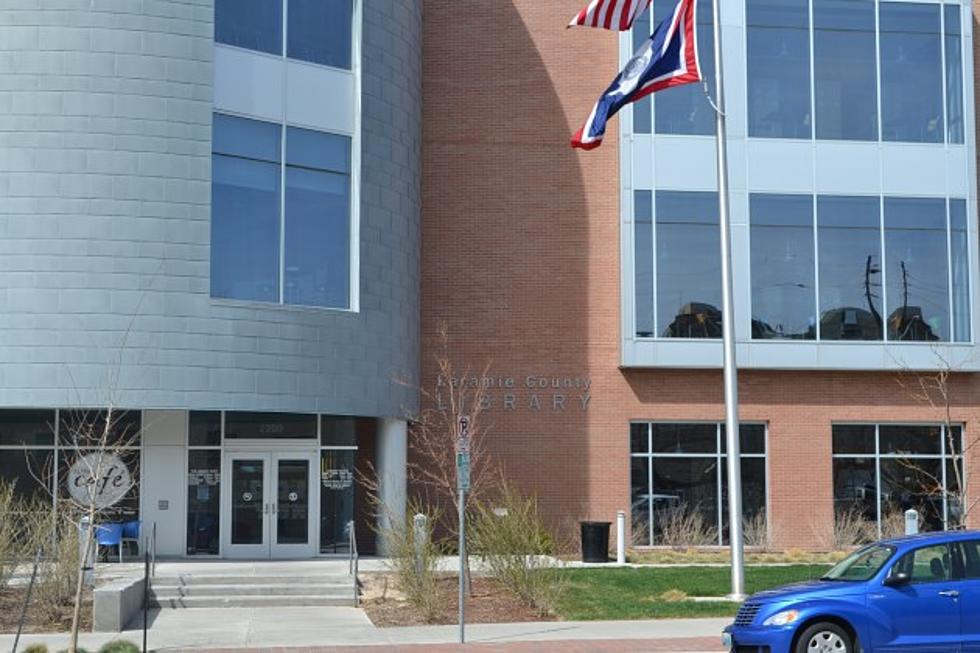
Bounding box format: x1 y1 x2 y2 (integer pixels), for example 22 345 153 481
1 0 978 557
422 0 980 549
0 0 421 557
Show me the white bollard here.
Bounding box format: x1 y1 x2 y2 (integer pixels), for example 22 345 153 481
616 510 627 565
905 509 920 536
413 513 428 576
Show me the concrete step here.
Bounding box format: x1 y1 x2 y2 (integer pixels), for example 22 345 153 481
148 595 356 609
151 574 352 587
150 583 354 598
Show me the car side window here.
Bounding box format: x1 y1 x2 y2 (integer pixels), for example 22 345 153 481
890 544 953 583
960 540 980 579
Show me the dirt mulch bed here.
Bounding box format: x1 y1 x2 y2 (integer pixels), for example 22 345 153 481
361 574 556 627
0 586 93 634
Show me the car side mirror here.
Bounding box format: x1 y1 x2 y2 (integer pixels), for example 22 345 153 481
884 572 910 587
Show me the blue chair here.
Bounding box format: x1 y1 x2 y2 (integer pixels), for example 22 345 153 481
121 520 141 558
95 523 124 563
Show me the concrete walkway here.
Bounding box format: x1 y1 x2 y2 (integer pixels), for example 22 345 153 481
0 609 729 652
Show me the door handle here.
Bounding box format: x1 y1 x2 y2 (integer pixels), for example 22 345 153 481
938 590 960 598
272 503 277 515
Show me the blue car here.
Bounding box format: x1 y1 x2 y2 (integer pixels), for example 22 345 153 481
722 530 980 653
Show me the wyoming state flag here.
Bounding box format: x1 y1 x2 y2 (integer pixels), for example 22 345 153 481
572 0 701 150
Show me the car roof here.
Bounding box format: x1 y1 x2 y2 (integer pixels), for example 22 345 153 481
879 529 980 548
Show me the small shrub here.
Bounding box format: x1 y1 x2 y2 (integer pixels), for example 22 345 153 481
742 510 769 549
830 507 877 549
380 503 446 623
470 484 565 612
23 644 49 653
655 503 718 547
22 510 82 626
0 480 21 589
98 641 140 653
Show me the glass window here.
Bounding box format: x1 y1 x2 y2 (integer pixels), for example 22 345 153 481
880 3 944 143
891 544 952 583
287 0 353 69
656 191 721 338
186 450 221 555
884 198 949 341
631 10 652 134
833 424 960 538
211 115 282 303
652 423 716 454
224 412 317 439
0 410 55 446
59 449 140 520
817 196 883 341
631 422 766 546
824 545 895 581
960 540 980 579
58 410 141 447
950 200 970 342
945 6 964 144
813 0 877 141
635 191 655 337
0 449 54 504
321 416 356 446
750 194 816 339
284 128 351 308
320 449 354 553
654 0 715 135
747 0 811 139
189 411 221 447
215 0 283 55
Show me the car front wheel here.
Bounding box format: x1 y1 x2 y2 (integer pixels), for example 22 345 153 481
794 622 853 653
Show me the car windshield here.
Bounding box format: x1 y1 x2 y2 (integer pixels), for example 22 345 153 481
821 544 895 581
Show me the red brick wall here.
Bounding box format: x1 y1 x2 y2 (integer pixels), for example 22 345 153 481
421 0 980 550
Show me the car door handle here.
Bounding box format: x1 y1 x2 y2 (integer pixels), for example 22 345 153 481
938 590 960 598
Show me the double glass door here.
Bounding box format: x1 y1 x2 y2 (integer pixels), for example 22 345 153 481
223 451 317 558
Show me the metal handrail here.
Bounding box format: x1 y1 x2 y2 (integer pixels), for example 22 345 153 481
144 522 156 578
347 520 358 606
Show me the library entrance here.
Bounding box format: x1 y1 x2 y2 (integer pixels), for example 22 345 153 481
222 449 319 558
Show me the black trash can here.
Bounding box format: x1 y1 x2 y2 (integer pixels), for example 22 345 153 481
580 521 611 563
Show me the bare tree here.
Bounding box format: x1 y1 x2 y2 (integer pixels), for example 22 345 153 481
894 349 979 530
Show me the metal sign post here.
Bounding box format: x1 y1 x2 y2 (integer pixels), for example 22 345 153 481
456 415 471 644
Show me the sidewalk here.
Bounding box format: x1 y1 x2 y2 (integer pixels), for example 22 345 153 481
0 609 728 652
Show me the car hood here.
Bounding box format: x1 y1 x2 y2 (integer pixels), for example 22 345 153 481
749 580 863 604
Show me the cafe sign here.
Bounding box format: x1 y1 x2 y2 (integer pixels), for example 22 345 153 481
66 452 132 509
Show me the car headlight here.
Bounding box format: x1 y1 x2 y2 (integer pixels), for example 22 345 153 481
762 610 800 627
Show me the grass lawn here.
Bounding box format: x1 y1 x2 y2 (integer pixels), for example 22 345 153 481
552 564 832 621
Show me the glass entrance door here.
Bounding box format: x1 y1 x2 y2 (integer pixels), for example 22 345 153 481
223 451 317 558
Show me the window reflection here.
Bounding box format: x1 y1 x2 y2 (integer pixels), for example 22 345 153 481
287 0 353 69
951 200 971 341
884 198 948 341
635 191 655 337
750 195 816 339
631 10 652 134
214 0 283 55
945 6 964 144
817 196 883 340
813 0 878 141
656 192 721 338
747 0 811 139
654 0 715 135
880 3 944 143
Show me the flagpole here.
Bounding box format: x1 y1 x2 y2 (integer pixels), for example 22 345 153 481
710 0 746 600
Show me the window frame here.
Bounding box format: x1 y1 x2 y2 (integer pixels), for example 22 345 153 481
629 421 769 547
211 112 355 312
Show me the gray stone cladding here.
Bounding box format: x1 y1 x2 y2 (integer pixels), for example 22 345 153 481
0 0 421 417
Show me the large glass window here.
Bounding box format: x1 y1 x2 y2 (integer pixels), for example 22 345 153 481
284 127 351 308
656 191 721 338
884 198 949 341
631 423 767 547
750 194 816 339
817 196 883 341
214 0 283 55
654 0 715 135
630 11 653 134
944 6 964 144
747 0 811 139
187 449 221 555
211 114 282 303
879 3 944 143
320 448 354 553
951 199 971 342
813 0 877 141
634 191 655 337
833 424 963 540
214 0 353 70
287 0 353 69
211 114 352 309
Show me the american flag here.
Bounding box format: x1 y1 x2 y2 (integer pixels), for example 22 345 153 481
568 0 652 31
